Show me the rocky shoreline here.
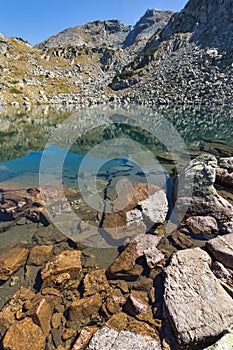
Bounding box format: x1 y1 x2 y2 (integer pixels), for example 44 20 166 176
0 153 233 350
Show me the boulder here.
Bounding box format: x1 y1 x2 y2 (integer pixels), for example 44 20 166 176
175 154 233 222
138 190 168 226
164 247 233 349
0 246 29 281
3 317 45 350
206 233 233 269
106 233 161 280
101 183 160 243
41 249 82 287
186 216 218 235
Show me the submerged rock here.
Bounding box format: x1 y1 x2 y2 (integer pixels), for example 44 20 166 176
41 249 82 288
0 246 29 281
206 233 233 269
27 245 54 266
164 247 233 349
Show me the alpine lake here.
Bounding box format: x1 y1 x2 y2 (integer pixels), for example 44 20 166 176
0 103 233 308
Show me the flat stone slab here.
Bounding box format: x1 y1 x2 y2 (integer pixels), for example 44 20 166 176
86 326 161 350
164 247 233 349
206 233 233 269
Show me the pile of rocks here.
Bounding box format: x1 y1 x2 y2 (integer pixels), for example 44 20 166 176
0 153 233 349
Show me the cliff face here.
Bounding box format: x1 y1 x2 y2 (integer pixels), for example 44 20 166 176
123 9 173 48
146 0 233 50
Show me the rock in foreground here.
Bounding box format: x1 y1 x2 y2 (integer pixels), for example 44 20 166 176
164 248 233 349
3 317 45 350
86 326 161 350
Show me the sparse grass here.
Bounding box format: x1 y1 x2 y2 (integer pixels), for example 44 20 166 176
9 87 22 94
9 80 19 84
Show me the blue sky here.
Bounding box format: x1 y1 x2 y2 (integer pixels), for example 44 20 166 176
1 0 188 45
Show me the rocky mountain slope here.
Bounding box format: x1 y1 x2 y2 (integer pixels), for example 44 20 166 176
0 0 233 106
111 0 233 105
0 9 172 105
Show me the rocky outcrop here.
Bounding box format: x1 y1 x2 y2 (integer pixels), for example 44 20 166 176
164 248 233 349
124 9 173 49
36 20 131 50
146 0 233 50
175 154 233 222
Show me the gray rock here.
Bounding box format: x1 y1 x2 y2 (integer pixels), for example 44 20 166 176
86 326 161 350
186 216 218 235
175 154 233 222
203 333 233 350
164 247 233 349
206 233 233 269
218 157 233 172
221 221 233 234
144 246 165 269
138 190 168 225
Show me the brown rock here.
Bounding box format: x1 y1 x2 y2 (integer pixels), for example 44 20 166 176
102 183 160 243
0 246 29 281
186 216 218 235
62 328 76 341
107 233 161 280
3 317 45 350
104 289 126 316
27 245 54 266
0 287 35 339
26 295 52 337
51 312 63 329
69 294 102 328
124 290 153 321
106 312 160 340
170 231 194 249
83 269 112 297
41 249 82 287
216 167 233 188
72 326 98 350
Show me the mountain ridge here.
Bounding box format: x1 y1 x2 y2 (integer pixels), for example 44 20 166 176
0 0 233 106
